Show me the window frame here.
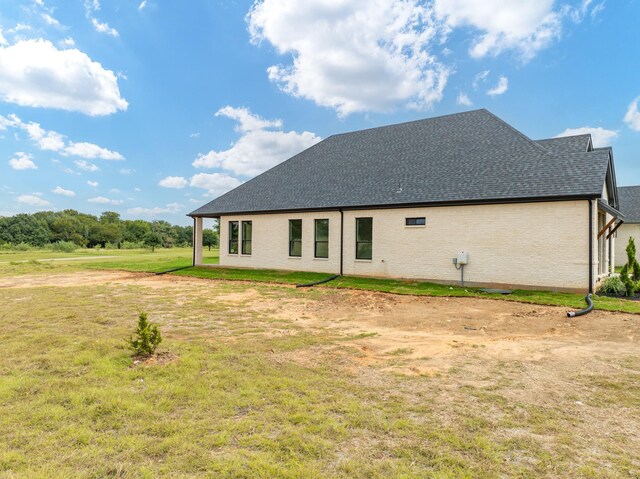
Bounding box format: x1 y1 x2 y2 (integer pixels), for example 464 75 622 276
228 221 239 255
288 219 302 257
314 219 329 259
355 217 373 260
405 217 426 226
241 220 252 255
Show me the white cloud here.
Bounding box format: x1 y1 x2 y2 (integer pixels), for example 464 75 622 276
624 97 640 132
434 0 603 61
590 2 605 19
190 132 200 138
91 18 119 37
556 127 618 148
193 106 320 176
0 113 124 160
20 120 66 151
127 203 184 216
9 152 37 170
472 70 490 89
248 0 449 116
138 1 148 11
17 194 50 206
0 39 127 115
60 37 75 47
74 159 100 172
216 106 282 132
52 186 76 197
119 168 135 175
159 176 188 189
134 187 141 192
88 196 123 205
486 76 508 96
456 91 472 106
0 29 7 47
189 173 242 196
87 180 98 187
434 0 561 61
64 142 123 160
563 0 603 23
41 13 61 27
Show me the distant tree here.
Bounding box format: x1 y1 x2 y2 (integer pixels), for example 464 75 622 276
1 214 51 246
123 220 151 243
144 231 163 252
203 229 218 251
100 211 121 224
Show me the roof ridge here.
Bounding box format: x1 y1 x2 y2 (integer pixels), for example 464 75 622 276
481 109 549 154
330 108 487 138
537 133 592 142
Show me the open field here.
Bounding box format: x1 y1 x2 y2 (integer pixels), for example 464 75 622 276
1 263 639 478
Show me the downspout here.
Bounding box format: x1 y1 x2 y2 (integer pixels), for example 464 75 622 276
568 200 594 318
296 209 344 288
340 208 344 276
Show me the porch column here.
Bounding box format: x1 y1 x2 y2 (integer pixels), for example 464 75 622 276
194 216 203 266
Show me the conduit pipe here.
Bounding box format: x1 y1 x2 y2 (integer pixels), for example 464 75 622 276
567 294 594 318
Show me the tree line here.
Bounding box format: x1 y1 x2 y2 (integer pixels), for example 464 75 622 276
0 210 219 250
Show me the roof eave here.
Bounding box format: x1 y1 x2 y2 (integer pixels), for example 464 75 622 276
189 193 600 218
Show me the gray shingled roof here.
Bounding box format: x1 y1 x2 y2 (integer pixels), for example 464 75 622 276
536 134 592 153
190 109 612 217
618 186 640 223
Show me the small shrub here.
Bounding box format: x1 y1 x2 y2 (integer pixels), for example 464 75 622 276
129 312 162 356
598 276 627 297
50 241 77 253
13 243 33 251
620 237 640 296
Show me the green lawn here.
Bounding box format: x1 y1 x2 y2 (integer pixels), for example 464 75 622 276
0 247 217 275
1 246 639 314
175 266 640 315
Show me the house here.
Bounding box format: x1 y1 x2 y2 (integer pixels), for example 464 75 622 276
189 109 623 293
615 185 640 266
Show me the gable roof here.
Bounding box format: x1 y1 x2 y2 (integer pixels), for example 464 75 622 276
190 109 613 217
536 134 592 153
618 186 640 223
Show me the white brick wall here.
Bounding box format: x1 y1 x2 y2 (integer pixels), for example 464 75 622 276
219 200 592 292
615 223 640 267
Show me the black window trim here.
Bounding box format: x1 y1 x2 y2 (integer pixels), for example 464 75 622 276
228 221 239 255
355 217 373 260
289 219 302 257
314 218 329 259
241 220 252 255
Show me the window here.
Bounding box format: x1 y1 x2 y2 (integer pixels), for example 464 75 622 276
314 219 329 258
241 221 252 255
355 217 372 260
406 217 426 226
228 221 239 254
289 219 302 257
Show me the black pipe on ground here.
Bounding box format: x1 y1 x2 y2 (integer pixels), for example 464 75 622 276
296 274 341 288
155 266 193 276
567 293 594 318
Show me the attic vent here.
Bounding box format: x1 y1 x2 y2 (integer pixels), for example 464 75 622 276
406 217 426 226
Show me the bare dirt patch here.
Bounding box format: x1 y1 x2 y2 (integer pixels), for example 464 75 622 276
2 271 637 377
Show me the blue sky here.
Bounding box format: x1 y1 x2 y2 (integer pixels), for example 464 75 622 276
1 0 639 225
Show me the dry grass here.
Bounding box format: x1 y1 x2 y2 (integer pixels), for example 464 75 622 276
0 270 639 478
